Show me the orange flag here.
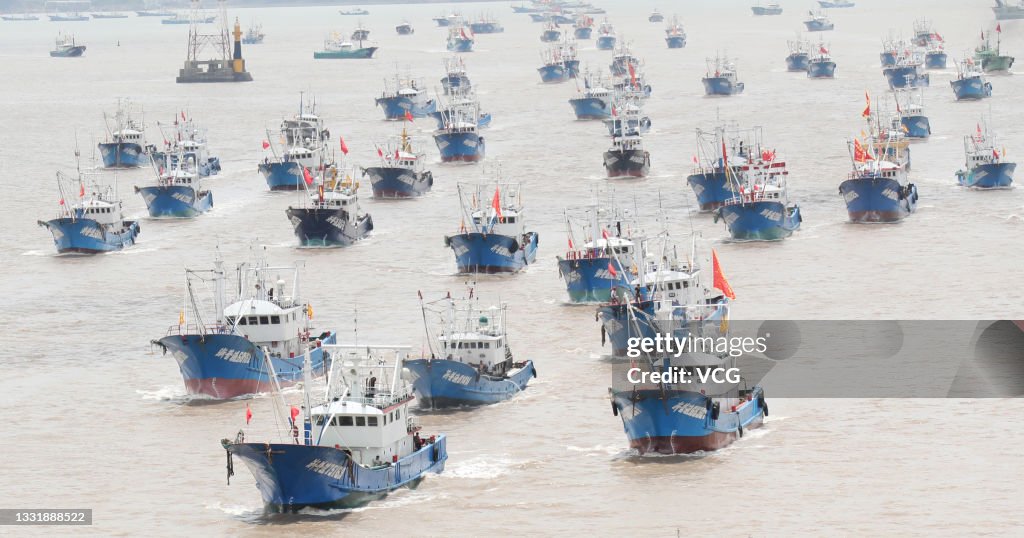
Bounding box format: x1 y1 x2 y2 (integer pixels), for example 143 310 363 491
712 249 736 300
861 91 871 118
491 187 502 219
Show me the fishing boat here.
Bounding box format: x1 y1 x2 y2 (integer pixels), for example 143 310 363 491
447 20 475 52
512 2 544 13
91 12 128 19
879 37 902 68
429 88 492 130
339 7 369 16
2 13 39 20
529 12 552 23
596 19 616 50
806 42 836 78
702 55 745 96
375 74 436 120
883 50 930 89
975 27 1014 73
574 15 594 39
260 97 330 190
557 197 641 303
818 0 853 6
404 293 537 407
786 38 811 71
950 58 993 101
314 32 377 59
363 128 433 198
39 160 140 254
648 9 664 22
538 44 570 83
286 166 373 248
751 3 783 15
893 88 930 139
49 33 86 57
441 56 472 95
151 115 222 177
560 36 580 77
162 12 215 24
569 70 613 119
803 10 834 32
540 21 561 42
609 303 767 454
433 98 486 163
222 344 446 511
470 15 503 33
925 42 947 69
687 126 762 211
993 0 1024 20
136 10 175 17
98 100 154 169
840 105 918 223
597 238 731 357
48 12 88 21
551 13 574 25
351 22 370 41
446 181 537 273
134 157 212 219
604 100 651 137
665 16 686 48
604 131 650 178
713 134 801 241
956 122 1015 189
395 21 414 35
242 23 264 44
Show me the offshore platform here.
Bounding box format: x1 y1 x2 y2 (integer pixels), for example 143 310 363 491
175 0 253 83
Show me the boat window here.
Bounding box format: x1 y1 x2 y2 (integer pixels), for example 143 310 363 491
471 342 477 349
356 416 366 426
259 316 270 324
226 316 235 324
315 415 326 426
270 316 281 324
340 416 353 426
383 415 388 425
237 317 247 325
484 342 490 349
367 416 378 426
247 316 258 325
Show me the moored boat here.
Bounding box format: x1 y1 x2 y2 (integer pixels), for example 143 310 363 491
242 23 264 44
818 0 853 7
993 0 1024 20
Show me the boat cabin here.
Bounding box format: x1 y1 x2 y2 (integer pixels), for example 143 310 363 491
223 282 309 358
311 398 417 466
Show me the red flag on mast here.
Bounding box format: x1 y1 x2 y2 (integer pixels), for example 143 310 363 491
997 23 1002 33
245 404 253 424
711 249 736 300
290 406 300 423
339 136 349 155
607 260 618 278
861 91 871 118
376 146 383 157
262 140 270 149
491 187 502 220
79 183 85 197
404 110 414 122
627 62 637 88
302 167 314 185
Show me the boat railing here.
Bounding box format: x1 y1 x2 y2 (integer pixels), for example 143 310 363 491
163 323 234 337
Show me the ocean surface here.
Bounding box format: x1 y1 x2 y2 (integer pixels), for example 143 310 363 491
1 0 1022 534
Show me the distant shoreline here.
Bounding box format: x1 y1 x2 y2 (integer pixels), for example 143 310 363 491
0 0 511 11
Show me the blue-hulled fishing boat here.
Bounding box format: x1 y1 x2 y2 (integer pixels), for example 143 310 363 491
714 135 801 241
604 99 651 137
286 163 373 248
596 19 616 50
557 196 641 303
538 44 570 83
806 42 836 78
840 108 918 223
433 97 486 163
39 163 140 254
363 127 433 198
610 41 640 77
884 50 930 89
956 121 1015 189
574 14 594 39
447 20 474 52
786 38 811 71
441 56 472 94
445 181 537 273
375 74 436 120
604 131 650 178
702 55 744 95
259 98 331 191
818 0 853 7
752 3 783 15
569 70 613 119
540 21 561 42
151 114 222 178
665 15 686 48
469 14 503 33
49 32 86 57
223 344 445 511
804 10 834 31
405 293 536 407
135 156 213 219
950 58 993 101
98 99 154 168
893 88 930 139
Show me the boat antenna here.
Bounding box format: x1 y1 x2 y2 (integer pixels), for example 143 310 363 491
353 304 359 346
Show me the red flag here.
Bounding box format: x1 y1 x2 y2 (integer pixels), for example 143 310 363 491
58 197 65 206
461 28 468 40
611 105 617 116
568 237 574 249
601 228 610 240
993 149 1000 159
607 260 618 278
627 62 637 88
819 45 828 54
491 187 502 220
997 23 1002 33
303 167 314 185
861 91 871 118
691 155 699 165
376 147 383 157
711 249 736 300
404 110 414 122
245 405 253 424
290 406 301 422
395 149 400 160
262 140 270 149
339 137 349 155
318 184 324 203
721 139 728 170
181 110 186 121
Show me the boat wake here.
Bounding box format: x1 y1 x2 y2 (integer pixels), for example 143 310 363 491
440 454 533 480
